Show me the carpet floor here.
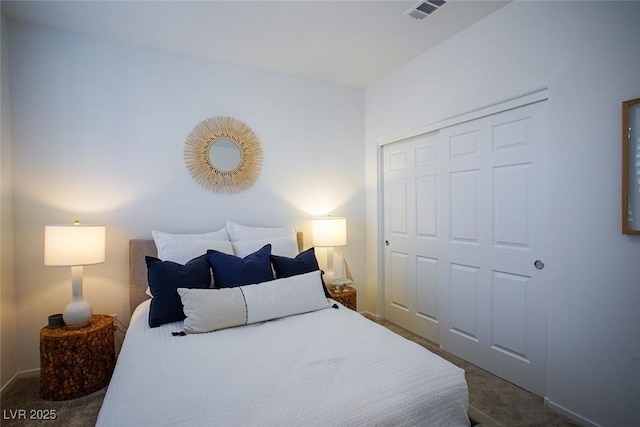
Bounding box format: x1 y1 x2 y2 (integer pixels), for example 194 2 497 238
1 317 581 427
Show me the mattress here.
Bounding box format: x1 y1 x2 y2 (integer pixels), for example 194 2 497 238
97 300 469 427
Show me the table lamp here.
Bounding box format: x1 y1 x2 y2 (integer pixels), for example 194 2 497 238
312 216 347 281
44 221 106 327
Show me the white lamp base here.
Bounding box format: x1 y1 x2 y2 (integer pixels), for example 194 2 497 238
63 265 93 327
63 298 93 327
324 247 345 281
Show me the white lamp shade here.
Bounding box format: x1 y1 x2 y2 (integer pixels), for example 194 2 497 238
312 217 347 247
44 224 106 266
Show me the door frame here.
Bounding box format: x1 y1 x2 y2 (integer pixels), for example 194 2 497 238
376 88 549 319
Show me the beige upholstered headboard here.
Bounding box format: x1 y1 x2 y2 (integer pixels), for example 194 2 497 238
129 232 304 313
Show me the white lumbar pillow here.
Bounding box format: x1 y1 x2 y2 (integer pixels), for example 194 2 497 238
178 270 329 334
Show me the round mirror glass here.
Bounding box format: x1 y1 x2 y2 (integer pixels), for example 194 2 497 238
209 139 241 172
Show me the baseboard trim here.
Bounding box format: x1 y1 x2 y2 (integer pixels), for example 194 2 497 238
468 404 505 427
359 310 381 320
544 397 600 427
0 368 40 399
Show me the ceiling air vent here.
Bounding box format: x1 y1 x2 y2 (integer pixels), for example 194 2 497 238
405 0 447 20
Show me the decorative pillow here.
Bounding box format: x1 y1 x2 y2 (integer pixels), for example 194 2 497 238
232 237 299 258
207 244 273 288
178 270 330 333
146 254 212 328
226 221 296 242
152 229 233 265
270 247 332 298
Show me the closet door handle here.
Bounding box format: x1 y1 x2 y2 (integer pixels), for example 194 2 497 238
385 240 390 246
534 260 545 270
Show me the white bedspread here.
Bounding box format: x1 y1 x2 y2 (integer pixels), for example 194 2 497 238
97 300 469 427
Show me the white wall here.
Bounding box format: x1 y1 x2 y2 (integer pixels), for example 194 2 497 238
1 13 18 391
365 2 640 426
7 20 365 373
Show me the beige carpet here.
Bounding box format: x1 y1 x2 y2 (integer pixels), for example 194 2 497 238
2 317 581 427
1 376 104 427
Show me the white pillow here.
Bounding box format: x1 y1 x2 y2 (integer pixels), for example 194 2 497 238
151 229 233 264
232 238 299 258
178 270 329 334
226 221 296 242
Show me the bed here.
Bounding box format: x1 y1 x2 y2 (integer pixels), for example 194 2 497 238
96 224 470 426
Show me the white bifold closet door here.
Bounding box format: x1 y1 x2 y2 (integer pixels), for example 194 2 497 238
383 100 549 396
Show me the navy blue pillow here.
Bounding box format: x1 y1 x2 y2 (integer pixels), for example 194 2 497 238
207 244 273 288
146 254 211 328
270 247 331 298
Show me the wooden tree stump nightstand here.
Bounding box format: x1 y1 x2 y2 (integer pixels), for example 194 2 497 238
329 285 357 311
40 314 115 400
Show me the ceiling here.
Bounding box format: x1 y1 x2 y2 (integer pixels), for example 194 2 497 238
1 0 509 87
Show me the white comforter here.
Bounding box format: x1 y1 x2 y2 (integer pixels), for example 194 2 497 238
97 300 469 427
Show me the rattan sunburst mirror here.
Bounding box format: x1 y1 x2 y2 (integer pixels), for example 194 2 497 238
184 116 263 194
